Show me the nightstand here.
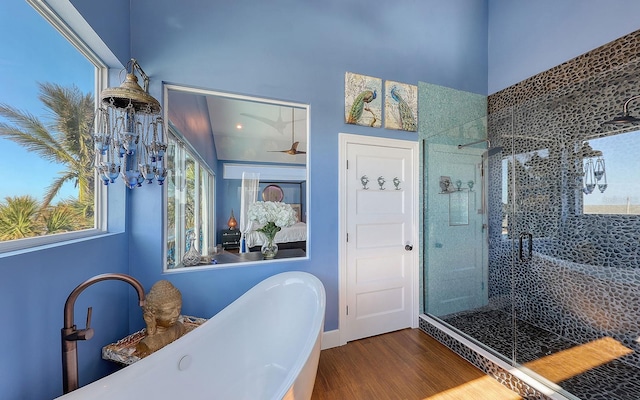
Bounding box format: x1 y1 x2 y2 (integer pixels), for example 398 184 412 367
221 229 241 250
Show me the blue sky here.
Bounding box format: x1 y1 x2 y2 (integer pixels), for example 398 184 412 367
0 1 94 203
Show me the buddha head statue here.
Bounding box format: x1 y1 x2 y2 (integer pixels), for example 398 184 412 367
142 280 182 336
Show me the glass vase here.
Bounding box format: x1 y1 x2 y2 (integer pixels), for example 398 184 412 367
261 235 278 259
182 235 201 266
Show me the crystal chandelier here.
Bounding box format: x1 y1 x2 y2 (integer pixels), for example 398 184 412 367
93 59 167 189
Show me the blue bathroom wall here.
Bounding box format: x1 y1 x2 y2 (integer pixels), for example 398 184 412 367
121 0 489 334
0 2 138 397
0 233 132 399
488 0 640 94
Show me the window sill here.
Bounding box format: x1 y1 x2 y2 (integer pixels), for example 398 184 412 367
0 229 116 257
164 249 308 273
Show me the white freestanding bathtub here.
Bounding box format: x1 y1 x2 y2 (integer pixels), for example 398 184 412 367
57 271 326 400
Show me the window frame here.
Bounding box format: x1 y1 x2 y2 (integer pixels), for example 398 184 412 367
0 0 108 254
164 125 216 270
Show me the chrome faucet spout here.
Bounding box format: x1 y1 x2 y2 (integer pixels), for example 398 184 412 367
61 273 145 394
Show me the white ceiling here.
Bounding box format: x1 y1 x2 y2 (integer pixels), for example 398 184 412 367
167 89 307 165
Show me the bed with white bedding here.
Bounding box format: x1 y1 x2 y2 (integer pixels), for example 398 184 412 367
245 221 307 251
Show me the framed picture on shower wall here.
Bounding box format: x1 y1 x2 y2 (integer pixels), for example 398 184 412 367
449 191 469 226
384 80 417 132
345 72 382 128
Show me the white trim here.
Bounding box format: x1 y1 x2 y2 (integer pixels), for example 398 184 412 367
338 133 420 346
163 83 308 109
0 230 119 257
223 163 306 181
163 133 216 269
161 84 311 272
32 0 120 68
321 330 341 350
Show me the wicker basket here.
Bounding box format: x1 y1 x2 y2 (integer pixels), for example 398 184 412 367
102 315 207 365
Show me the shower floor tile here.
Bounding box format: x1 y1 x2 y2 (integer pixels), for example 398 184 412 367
443 309 576 363
441 309 640 400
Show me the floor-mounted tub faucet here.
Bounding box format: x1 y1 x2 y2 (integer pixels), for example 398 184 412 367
61 273 145 394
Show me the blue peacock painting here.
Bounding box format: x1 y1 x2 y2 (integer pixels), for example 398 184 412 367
384 81 418 132
390 86 417 131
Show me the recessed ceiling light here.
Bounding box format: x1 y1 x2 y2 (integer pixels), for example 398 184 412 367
236 124 243 130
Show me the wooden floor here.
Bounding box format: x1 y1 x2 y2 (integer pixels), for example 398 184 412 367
311 329 522 400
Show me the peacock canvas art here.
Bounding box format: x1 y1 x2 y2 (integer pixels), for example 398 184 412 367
345 72 382 128
384 80 417 132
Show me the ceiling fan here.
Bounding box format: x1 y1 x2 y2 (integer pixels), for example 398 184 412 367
269 141 306 155
268 108 306 155
241 106 304 135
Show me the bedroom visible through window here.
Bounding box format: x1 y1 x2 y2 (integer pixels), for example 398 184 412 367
0 1 103 251
166 128 215 269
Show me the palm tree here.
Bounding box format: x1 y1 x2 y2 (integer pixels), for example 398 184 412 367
0 196 91 240
0 196 42 240
0 82 94 212
42 200 92 234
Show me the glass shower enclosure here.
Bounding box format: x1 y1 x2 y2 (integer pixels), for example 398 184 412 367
421 65 640 400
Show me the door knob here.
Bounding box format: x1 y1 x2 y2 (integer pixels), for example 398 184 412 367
405 244 413 251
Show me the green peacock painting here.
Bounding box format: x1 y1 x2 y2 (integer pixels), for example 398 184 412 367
347 89 377 124
345 72 382 127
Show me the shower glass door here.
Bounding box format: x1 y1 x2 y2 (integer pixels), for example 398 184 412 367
419 82 509 360
504 96 574 382
503 70 640 399
424 141 487 317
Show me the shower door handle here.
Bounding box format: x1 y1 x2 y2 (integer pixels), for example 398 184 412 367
519 232 533 261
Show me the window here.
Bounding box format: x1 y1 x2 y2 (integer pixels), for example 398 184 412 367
166 128 215 269
0 0 103 251
582 131 640 215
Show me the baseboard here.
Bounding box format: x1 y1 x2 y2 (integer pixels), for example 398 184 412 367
321 329 340 350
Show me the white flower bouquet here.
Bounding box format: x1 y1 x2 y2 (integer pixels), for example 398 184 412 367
247 201 297 243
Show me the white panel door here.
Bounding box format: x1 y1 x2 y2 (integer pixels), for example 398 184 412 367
426 143 488 316
344 140 417 342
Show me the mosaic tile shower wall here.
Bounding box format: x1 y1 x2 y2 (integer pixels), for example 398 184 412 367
486 29 640 398
488 28 640 367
